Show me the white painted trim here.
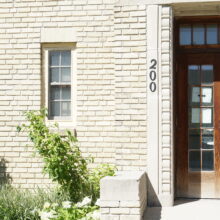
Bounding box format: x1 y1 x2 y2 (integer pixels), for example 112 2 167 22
146 5 160 205
170 6 175 207
42 44 77 129
158 4 163 199
158 5 174 207
147 5 174 207
41 28 77 43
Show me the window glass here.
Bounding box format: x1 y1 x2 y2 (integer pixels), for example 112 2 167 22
202 129 214 149
49 50 71 118
180 25 191 45
188 129 200 149
61 102 71 116
201 65 213 84
202 108 213 128
50 86 61 100
202 151 214 171
61 51 71 66
50 68 59 83
202 87 213 106
180 23 219 46
193 25 205 45
50 51 60 66
188 65 200 85
189 87 200 108
189 151 201 170
61 87 71 100
61 67 71 83
50 102 60 117
190 108 200 127
207 24 218 44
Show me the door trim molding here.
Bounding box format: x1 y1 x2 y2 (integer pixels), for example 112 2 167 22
147 4 160 206
147 5 174 207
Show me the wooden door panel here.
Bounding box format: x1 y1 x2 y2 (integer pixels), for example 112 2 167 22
175 53 220 198
175 54 188 197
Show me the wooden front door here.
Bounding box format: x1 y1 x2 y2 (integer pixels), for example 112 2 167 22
176 53 220 198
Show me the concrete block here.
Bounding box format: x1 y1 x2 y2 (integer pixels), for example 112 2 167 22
100 201 120 208
120 215 141 220
100 171 147 201
110 208 130 215
41 28 77 43
101 215 120 220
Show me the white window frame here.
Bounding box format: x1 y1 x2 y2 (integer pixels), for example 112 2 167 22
42 43 77 129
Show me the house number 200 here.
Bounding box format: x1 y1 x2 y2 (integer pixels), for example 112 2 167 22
149 59 157 92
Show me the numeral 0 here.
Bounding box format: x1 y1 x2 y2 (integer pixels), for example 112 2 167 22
150 70 156 81
150 82 156 92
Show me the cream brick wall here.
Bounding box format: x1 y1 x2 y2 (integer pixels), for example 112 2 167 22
114 4 147 171
0 0 149 187
159 6 174 204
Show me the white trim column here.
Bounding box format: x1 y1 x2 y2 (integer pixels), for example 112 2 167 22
147 4 174 207
158 5 174 207
147 4 160 206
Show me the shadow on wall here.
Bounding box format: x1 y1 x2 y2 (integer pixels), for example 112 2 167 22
0 158 12 185
143 175 162 220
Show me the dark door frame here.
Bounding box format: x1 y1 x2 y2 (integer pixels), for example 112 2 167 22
174 16 220 198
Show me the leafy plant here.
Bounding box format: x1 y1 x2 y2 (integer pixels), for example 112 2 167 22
88 164 116 204
0 185 68 220
17 109 116 204
39 197 99 220
17 109 90 203
0 186 101 220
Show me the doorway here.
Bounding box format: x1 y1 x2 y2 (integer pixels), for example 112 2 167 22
175 17 220 198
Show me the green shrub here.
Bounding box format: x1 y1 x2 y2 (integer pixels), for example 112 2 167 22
0 185 69 220
38 197 99 220
88 164 116 204
17 109 90 203
17 109 116 204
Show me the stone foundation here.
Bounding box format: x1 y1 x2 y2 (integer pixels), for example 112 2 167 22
100 171 147 220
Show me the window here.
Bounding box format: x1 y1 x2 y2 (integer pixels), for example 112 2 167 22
49 51 71 118
179 23 219 46
43 44 76 127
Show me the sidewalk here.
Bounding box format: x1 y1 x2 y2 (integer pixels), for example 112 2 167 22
144 199 220 220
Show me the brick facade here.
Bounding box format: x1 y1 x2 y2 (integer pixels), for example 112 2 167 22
0 0 148 188
2 0 219 209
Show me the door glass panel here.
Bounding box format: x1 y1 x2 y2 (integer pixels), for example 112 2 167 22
187 63 215 172
190 87 200 105
190 108 200 128
189 129 200 149
188 65 200 85
201 65 213 84
202 87 213 106
180 25 191 45
207 24 218 44
189 151 201 170
202 108 213 127
202 129 214 149
193 25 205 45
202 151 214 171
